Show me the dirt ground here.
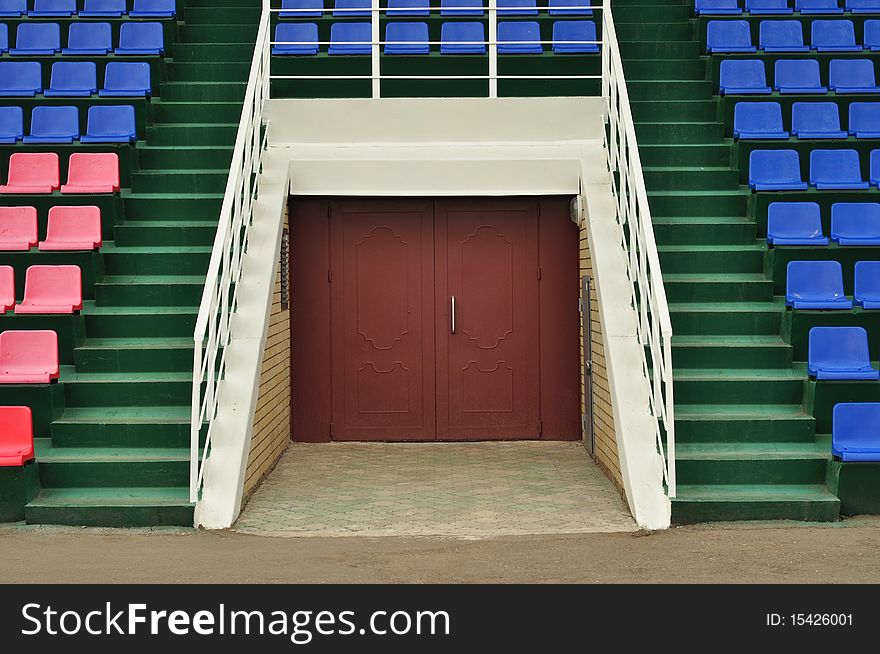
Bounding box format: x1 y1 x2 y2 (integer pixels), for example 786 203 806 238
3 518 880 583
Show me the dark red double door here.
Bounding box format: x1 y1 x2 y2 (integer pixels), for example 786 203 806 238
291 197 579 442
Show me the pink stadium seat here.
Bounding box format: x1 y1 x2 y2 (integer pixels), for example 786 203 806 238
39 205 102 250
0 406 35 466
0 265 13 312
0 330 59 383
0 153 60 194
0 206 37 250
60 153 119 193
14 265 82 314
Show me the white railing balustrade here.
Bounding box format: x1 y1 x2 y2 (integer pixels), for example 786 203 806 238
601 1 676 497
190 10 271 502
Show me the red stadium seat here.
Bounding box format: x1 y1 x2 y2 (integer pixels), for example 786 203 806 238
0 206 38 250
0 406 35 466
0 330 59 383
14 265 82 314
39 205 102 250
0 265 13 313
0 153 60 194
60 152 119 193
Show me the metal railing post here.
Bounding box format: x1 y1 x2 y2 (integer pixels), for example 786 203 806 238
488 0 497 98
371 0 381 98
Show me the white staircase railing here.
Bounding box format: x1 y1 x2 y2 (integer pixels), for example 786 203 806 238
190 9 271 502
601 2 676 497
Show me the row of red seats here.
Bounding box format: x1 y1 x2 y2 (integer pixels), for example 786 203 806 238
0 265 82 314
0 406 34 467
0 330 58 383
0 152 119 194
0 205 102 251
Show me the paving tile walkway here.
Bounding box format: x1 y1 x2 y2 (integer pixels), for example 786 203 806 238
234 442 638 538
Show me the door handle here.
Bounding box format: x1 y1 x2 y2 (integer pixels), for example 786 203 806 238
450 295 456 335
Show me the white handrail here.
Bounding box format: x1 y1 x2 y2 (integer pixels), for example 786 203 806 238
190 8 271 503
601 1 676 497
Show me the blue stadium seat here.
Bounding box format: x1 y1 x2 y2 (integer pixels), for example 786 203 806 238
441 0 484 15
29 0 75 15
706 20 756 52
334 0 370 16
45 61 97 97
384 22 429 54
720 60 771 94
117 22 165 55
82 105 136 143
328 22 371 54
553 20 599 53
849 102 880 138
746 0 794 14
808 326 879 380
10 23 61 55
733 101 789 138
812 19 862 52
549 0 592 16
497 21 542 53
130 0 175 17
811 149 868 189
848 0 880 11
498 0 537 15
749 150 808 190
796 0 843 13
832 403 880 461
775 59 827 93
63 22 112 55
791 102 847 138
99 61 151 96
388 0 430 16
786 260 852 309
0 23 7 53
0 61 42 96
280 0 323 17
0 106 23 143
80 0 127 16
441 22 485 54
695 0 742 14
831 202 880 244
830 59 880 93
0 0 26 16
872 148 880 185
23 105 79 144
272 23 319 55
866 20 880 51
767 202 829 245
760 20 809 52
855 262 880 309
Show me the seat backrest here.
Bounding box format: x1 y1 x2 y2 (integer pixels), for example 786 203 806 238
7 152 60 188
850 102 880 133
329 22 372 52
865 19 880 46
775 59 822 87
49 61 98 92
811 149 864 182
0 23 7 51
119 21 164 48
707 20 753 49
132 0 175 13
334 0 370 15
441 0 485 14
855 261 880 298
498 20 541 47
0 106 23 138
831 202 880 236
498 0 537 14
66 152 120 189
0 330 58 376
767 202 824 238
787 260 846 299
0 61 42 93
549 0 591 14
32 0 76 12
0 206 38 247
760 20 804 48
67 22 112 49
29 105 79 138
809 326 872 369
0 406 34 464
721 60 768 89
22 265 82 309
280 0 324 17
833 403 880 451
792 101 841 132
747 0 791 9
553 19 598 50
0 265 13 306
46 205 102 245
797 0 843 10
830 59 877 87
0 0 27 15
734 101 784 134
750 149 803 182
103 61 151 92
82 0 127 13
15 22 61 49
385 21 430 47
812 19 856 46
85 104 135 137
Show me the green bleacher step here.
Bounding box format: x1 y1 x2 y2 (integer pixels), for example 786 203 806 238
674 404 817 443
631 100 717 122
622 59 707 80
172 43 256 62
158 81 247 102
612 6 691 23
113 221 218 247
94 275 205 306
50 406 193 449
636 122 725 145
615 22 695 42
643 166 739 190
122 193 223 221
166 61 251 81
663 273 772 302
136 145 234 169
671 335 792 368
74 338 195 373
617 41 699 59
669 301 783 335
672 369 805 404
676 442 830 485
82 306 198 338
153 101 245 123
147 123 239 146
184 7 262 23
25 487 194 527
60 368 192 407
649 190 748 216
639 143 732 167
627 80 712 101
653 218 757 246
180 24 260 43
672 485 840 523
131 170 230 194
658 245 764 273
100 245 211 275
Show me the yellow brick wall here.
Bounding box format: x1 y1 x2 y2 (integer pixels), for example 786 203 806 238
243 204 291 499
580 222 625 493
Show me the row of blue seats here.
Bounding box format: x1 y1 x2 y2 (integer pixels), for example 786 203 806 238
0 21 164 54
768 201 880 244
0 60 150 95
272 19 598 54
750 148 880 189
0 0 173 17
709 18 880 52
0 104 135 142
734 100 880 137
809 326 879 379
697 0 880 14
278 0 594 17
720 58 880 93
787 259 880 308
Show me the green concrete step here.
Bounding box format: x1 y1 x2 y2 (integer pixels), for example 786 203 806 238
113 221 218 247
166 61 251 81
636 122 725 145
25 487 193 527
653 216 757 245
669 300 783 335
131 169 230 193
658 245 764 273
631 100 717 121
82 304 198 337
623 58 707 80
640 143 732 167
643 166 739 190
618 41 700 59
676 441 830 485
50 406 192 449
674 404 816 443
95 275 205 307
100 245 211 275
147 123 239 146
671 335 792 368
649 190 748 216
158 81 247 102
627 80 712 101
184 7 261 23
664 274 773 302
123 192 223 220
173 43 256 62
672 368 805 404
136 145 233 170
153 101 244 123
59 367 192 407
672 484 840 523
616 22 694 42
74 337 195 372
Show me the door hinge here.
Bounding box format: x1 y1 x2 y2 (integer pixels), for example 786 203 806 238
538 420 543 436
537 266 542 280
328 269 332 283
585 360 593 375
329 422 334 438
